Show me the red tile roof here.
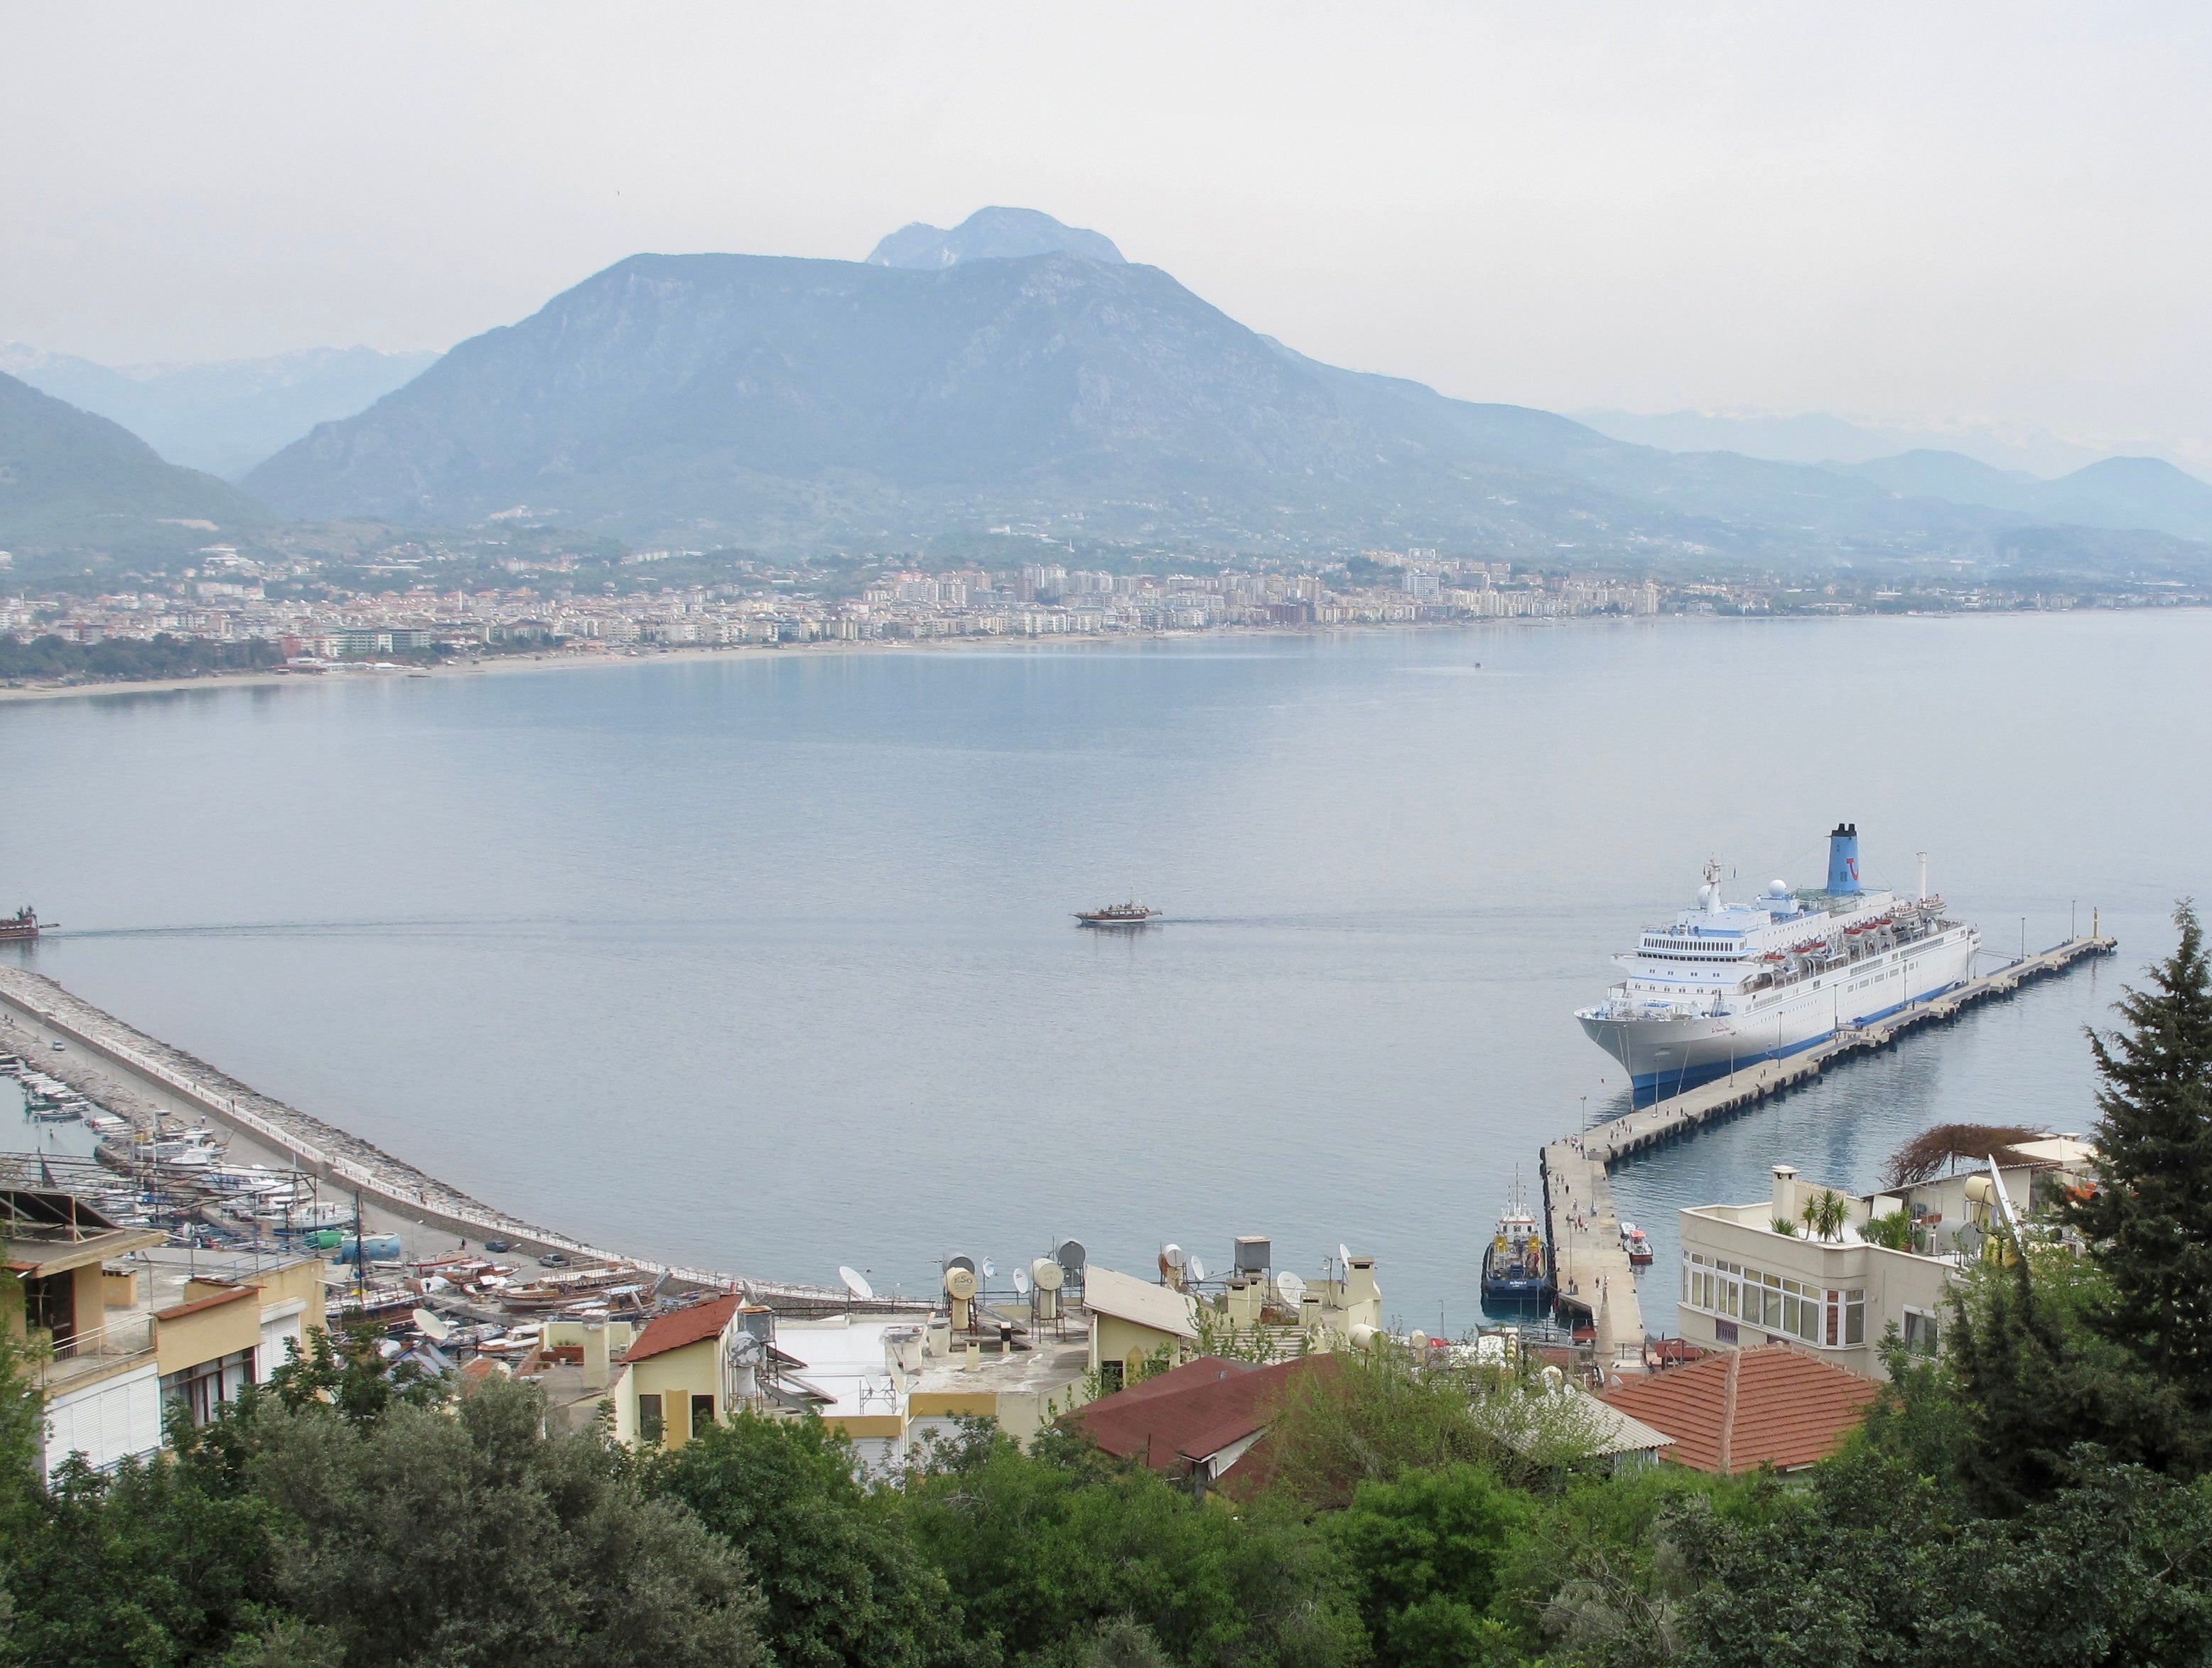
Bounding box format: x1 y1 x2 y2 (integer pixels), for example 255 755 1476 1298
625 1295 742 1363
1599 1344 1878 1474
1074 1353 1337 1480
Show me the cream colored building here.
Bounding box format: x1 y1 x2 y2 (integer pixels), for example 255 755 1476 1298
3 1188 331 1475
1678 1144 2097 1379
1083 1266 1200 1389
4 1187 168 1474
608 1293 761 1451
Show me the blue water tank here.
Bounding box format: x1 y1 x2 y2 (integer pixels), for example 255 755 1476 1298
332 1234 403 1264
1827 823 1861 895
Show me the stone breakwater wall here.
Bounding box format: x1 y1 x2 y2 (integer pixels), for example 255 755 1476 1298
0 967 868 1308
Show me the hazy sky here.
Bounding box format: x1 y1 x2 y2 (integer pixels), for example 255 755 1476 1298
7 4 2211 456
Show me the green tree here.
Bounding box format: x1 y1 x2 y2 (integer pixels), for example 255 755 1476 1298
247 1378 765 1668
899 1425 1361 1668
1946 1249 2208 1512
649 1411 981 1668
4 1442 280 1668
1330 1463 1527 1668
263 1323 443 1424
1662 1452 2212 1668
2068 900 2212 1403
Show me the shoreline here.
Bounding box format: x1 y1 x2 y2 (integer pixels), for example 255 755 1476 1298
0 606 2031 706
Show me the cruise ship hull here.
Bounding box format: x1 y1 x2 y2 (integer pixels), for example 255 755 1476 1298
1578 930 1978 1104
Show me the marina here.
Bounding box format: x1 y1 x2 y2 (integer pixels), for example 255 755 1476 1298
0 965 860 1310
1541 925 2117 1376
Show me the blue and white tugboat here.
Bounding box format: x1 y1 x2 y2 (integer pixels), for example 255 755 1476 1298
1576 823 1980 1104
1480 1173 1551 1307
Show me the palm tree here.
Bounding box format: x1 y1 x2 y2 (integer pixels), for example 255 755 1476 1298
1800 1188 1850 1242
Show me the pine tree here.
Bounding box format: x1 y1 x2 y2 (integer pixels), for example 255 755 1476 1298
2068 900 2212 1404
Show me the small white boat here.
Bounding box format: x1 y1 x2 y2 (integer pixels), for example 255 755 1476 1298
1620 1222 1654 1266
253 1198 355 1232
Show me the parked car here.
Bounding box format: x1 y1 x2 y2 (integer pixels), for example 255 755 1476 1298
484 1238 514 1253
536 1251 571 1268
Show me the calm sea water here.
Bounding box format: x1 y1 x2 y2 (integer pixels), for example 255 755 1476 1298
2 613 2203 1333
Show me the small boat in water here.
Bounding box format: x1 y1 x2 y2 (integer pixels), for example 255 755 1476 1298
1620 1222 1654 1266
1480 1173 1551 1306
0 907 52 943
1076 900 1162 927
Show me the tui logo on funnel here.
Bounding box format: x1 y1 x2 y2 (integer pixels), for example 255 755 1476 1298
1827 822 1862 895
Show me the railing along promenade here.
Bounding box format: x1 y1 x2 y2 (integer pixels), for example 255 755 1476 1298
0 967 876 1308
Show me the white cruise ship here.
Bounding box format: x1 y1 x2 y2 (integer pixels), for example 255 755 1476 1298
1576 824 1979 1103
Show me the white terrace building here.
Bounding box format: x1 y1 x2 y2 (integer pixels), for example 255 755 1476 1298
1677 1141 2097 1379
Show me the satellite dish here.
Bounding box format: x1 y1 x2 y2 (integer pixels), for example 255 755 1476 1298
1339 1243 1352 1273
1054 1239 1086 1273
838 1266 874 1301
1030 1257 1064 1291
944 1266 977 1301
1187 1255 1207 1284
1013 1266 1030 1296
1276 1271 1307 1307
948 1255 977 1276
983 1259 997 1281
411 1306 451 1344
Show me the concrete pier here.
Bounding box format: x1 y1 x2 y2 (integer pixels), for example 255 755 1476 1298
1540 932 2116 1379
0 967 863 1308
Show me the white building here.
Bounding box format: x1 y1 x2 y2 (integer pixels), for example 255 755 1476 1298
1676 1142 2096 1379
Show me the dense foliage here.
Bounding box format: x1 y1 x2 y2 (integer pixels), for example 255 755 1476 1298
7 908 2212 1665
0 632 282 682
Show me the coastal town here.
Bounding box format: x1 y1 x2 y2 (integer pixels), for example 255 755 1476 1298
6 539 2205 687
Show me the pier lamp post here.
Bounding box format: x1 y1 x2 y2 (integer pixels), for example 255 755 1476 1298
1580 1096 1588 1134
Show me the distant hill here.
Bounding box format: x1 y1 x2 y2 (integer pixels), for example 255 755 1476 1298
0 370 269 559
1835 449 2212 541
1574 409 2111 478
868 206 1124 269
245 244 1989 562
0 343 440 478
236 215 2212 575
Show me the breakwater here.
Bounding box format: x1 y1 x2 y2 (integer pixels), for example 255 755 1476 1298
0 967 860 1308
1540 932 2117 1376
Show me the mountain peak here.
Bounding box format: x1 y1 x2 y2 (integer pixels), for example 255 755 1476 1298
866 207 1124 270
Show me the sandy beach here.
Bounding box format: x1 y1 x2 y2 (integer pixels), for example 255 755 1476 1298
0 619 1540 706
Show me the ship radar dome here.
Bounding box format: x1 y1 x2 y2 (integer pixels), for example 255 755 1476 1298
1768 878 1790 899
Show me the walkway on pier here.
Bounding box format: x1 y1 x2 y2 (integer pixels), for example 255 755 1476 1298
0 967 858 1308
1540 932 2115 1379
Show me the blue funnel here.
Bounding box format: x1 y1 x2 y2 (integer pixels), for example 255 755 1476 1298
1827 823 1861 895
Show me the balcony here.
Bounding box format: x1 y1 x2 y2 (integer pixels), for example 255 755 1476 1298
30 1312 156 1393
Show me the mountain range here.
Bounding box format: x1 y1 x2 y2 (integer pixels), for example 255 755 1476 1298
0 343 439 479
240 212 2212 573
7 208 2211 575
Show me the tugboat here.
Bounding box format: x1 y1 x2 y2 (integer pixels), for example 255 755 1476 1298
0 907 50 942
1480 1173 1552 1306
1075 900 1162 927
1619 1222 1654 1266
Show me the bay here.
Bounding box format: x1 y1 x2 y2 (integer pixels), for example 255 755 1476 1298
2 611 2203 1333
